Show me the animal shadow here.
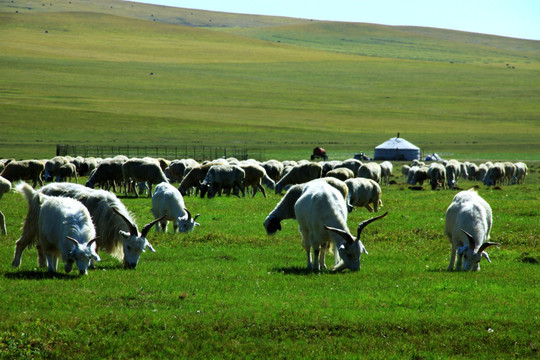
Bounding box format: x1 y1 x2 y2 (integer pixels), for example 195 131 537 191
271 266 334 276
4 270 78 280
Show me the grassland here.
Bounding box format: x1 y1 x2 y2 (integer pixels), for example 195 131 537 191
0 0 539 161
0 169 538 359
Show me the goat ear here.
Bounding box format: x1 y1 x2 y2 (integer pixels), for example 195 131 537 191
119 230 130 239
460 229 476 249
481 251 492 263
92 253 101 262
145 241 156 253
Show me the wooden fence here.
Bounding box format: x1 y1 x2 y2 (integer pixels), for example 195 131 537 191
56 145 264 162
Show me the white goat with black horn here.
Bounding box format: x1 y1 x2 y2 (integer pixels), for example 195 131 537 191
324 211 388 272
458 229 501 270
112 208 164 256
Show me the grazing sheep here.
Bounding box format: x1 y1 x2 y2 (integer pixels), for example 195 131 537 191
166 159 199 183
357 162 382 184
295 180 387 271
445 159 461 189
263 178 348 235
79 157 98 176
428 163 446 190
274 162 322 194
122 158 169 197
334 158 363 176
15 183 100 275
503 162 516 185
261 160 283 183
178 162 220 196
240 163 273 197
380 161 393 185
401 164 411 178
12 183 165 269
467 163 479 181
345 178 382 213
476 164 488 181
85 159 125 191
0 160 45 188
199 164 245 198
406 166 429 186
325 167 355 181
56 163 78 183
511 162 528 184
44 156 68 182
151 182 200 233
483 163 505 187
444 189 499 271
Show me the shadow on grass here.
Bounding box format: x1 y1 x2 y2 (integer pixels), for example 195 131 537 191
4 270 78 280
270 266 336 276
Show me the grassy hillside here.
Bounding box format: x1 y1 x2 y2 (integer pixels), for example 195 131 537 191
0 0 539 161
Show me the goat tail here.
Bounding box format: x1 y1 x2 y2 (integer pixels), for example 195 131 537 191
15 182 37 206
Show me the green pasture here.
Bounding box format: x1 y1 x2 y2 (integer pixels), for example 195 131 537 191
0 168 538 359
1 0 540 161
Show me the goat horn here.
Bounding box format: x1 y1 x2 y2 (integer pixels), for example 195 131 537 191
66 236 79 245
356 211 388 240
141 215 167 238
324 225 355 245
112 207 138 236
477 241 501 254
87 237 99 248
460 229 476 249
184 208 192 220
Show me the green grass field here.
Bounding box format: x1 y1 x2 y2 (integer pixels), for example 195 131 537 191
0 170 538 359
0 3 539 356
1 0 539 161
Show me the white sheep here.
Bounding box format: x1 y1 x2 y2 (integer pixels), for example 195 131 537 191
445 159 461 189
379 161 393 185
12 183 165 270
428 163 446 190
344 178 382 213
151 182 200 233
357 162 382 184
274 162 322 194
16 183 100 275
444 189 500 271
295 180 387 271
0 160 45 188
199 164 245 198
122 158 169 197
483 163 505 186
511 162 528 184
325 167 355 181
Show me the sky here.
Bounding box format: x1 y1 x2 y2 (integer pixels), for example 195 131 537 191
129 0 540 41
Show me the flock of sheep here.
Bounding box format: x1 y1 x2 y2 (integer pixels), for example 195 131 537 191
0 155 529 275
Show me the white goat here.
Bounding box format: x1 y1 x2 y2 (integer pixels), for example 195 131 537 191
16 183 100 275
444 189 500 271
151 182 200 233
12 183 165 270
294 180 387 271
380 161 393 185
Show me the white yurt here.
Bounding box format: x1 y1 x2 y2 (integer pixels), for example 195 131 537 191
373 135 420 161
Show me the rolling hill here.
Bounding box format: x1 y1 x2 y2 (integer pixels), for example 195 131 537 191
0 0 539 160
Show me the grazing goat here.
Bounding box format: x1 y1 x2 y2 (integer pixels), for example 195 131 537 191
151 182 200 233
444 189 499 271
12 183 165 269
295 180 387 271
16 183 100 275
